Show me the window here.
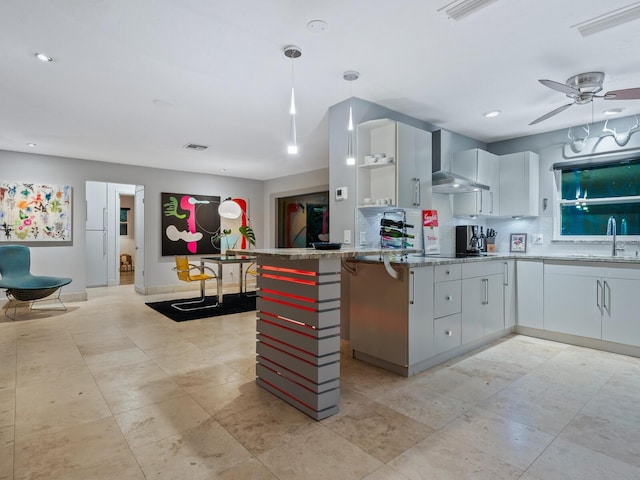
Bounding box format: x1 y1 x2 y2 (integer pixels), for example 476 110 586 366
557 158 640 236
120 208 130 236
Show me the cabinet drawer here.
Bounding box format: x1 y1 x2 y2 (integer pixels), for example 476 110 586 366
434 263 461 282
433 314 462 356
462 260 504 279
434 280 461 318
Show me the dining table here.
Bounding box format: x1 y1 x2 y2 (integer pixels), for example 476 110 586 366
200 254 257 304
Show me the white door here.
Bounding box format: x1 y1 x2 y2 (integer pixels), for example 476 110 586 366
134 186 145 293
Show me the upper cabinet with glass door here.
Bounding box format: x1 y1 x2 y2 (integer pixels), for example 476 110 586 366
356 119 431 209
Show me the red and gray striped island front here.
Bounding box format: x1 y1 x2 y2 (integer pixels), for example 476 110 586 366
230 247 388 420
256 255 341 419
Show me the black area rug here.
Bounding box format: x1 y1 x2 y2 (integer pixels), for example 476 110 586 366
146 292 256 322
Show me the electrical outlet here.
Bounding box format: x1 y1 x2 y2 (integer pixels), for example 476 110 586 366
360 231 366 245
533 234 543 244
343 229 351 244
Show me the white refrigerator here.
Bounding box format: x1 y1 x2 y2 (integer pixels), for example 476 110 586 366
85 181 108 287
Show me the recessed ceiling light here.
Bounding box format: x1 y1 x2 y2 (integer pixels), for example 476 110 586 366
483 110 501 118
603 107 625 115
35 53 53 62
27 143 37 147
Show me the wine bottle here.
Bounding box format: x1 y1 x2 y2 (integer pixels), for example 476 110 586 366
380 227 415 238
380 218 414 229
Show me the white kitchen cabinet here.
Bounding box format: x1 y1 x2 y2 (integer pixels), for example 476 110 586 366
461 261 504 344
452 149 499 217
503 260 516 328
357 119 431 209
499 151 539 217
433 263 462 355
516 260 544 329
350 263 434 373
601 277 640 347
408 267 436 365
544 271 601 338
543 262 640 346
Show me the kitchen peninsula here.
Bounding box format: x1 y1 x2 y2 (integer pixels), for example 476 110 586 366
233 247 640 421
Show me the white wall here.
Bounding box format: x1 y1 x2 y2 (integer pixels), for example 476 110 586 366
0 150 264 297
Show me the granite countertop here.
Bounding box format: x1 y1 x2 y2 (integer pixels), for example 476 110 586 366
350 252 640 267
229 248 640 264
229 247 421 260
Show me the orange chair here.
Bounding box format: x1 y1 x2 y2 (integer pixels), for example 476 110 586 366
171 256 217 311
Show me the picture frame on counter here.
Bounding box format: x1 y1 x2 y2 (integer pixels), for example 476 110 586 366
510 233 527 253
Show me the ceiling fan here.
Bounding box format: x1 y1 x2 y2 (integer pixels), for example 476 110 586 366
529 72 640 125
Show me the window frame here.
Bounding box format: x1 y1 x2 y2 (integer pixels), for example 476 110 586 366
553 164 640 242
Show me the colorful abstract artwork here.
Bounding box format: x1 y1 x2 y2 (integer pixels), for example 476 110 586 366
161 192 221 256
0 181 72 242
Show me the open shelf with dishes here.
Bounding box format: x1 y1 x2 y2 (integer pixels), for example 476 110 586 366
357 119 397 208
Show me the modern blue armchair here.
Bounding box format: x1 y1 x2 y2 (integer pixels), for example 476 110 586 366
0 244 72 320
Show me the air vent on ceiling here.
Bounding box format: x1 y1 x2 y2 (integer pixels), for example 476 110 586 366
572 2 640 37
438 0 499 21
183 143 208 151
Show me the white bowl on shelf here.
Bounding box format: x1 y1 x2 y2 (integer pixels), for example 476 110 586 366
364 156 376 164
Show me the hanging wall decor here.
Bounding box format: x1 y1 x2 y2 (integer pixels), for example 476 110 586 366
0 181 72 242
161 192 221 256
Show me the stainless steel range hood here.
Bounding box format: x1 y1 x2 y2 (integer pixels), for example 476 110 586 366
431 171 489 194
431 130 490 194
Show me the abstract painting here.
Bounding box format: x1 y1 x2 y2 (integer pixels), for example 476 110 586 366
0 181 72 242
161 192 221 256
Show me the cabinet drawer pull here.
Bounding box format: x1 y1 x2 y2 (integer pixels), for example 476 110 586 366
445 330 453 336
446 270 450 275
446 295 452 301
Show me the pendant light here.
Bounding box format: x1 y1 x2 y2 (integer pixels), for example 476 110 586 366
284 45 302 155
343 70 359 165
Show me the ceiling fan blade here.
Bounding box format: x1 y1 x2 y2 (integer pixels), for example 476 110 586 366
529 103 574 125
539 79 581 97
604 88 640 100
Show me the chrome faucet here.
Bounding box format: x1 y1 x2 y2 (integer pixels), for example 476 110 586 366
607 216 618 256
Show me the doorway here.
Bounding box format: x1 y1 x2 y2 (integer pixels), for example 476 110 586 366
118 194 135 285
85 181 143 290
277 191 329 248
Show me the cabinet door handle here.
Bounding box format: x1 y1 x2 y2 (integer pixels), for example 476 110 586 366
446 270 450 275
479 191 483 213
409 270 415 305
603 280 611 316
445 330 453 336
596 280 602 313
490 191 494 214
446 295 452 301
503 262 508 286
482 278 489 305
413 178 420 206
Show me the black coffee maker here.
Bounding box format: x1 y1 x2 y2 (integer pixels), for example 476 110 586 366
456 225 485 256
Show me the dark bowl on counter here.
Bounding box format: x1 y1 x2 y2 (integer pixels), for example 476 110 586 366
311 242 342 250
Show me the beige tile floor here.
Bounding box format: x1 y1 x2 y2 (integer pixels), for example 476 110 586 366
1 285 640 479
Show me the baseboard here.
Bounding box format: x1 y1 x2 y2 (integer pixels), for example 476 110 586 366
515 326 640 359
